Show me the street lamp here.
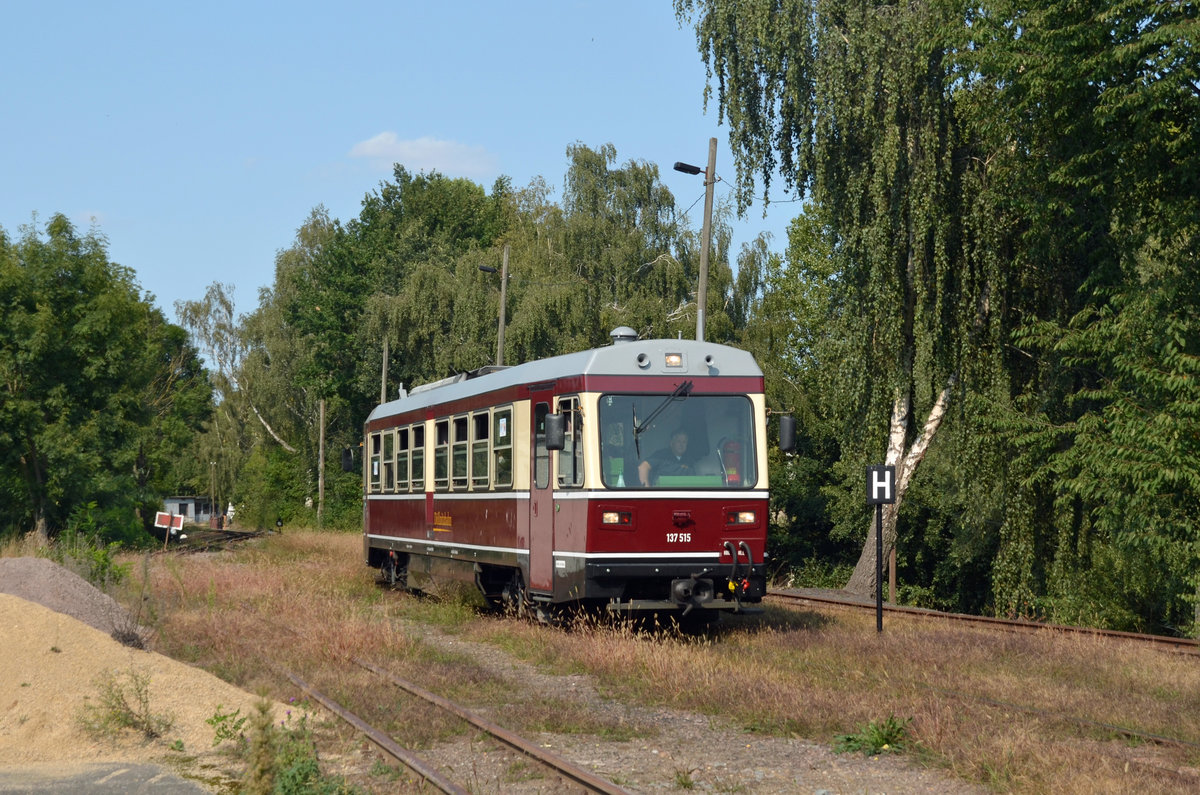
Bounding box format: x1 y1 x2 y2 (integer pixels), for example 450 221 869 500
674 136 718 342
478 243 510 366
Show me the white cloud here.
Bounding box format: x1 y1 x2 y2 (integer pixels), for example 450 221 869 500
348 132 498 179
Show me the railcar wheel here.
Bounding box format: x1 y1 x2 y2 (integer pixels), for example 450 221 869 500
499 572 529 617
379 554 400 588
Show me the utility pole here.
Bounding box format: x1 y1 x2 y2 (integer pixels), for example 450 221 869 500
674 137 717 341
697 137 716 342
318 398 326 528
480 244 510 366
381 336 388 404
497 244 509 366
209 461 216 527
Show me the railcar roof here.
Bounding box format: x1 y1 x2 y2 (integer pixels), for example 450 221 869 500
367 337 762 423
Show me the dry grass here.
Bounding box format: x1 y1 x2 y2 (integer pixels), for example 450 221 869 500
0 531 45 559
117 531 1200 794
474 590 1200 793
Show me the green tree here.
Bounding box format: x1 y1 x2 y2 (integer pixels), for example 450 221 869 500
679 0 1200 632
212 144 754 533
737 213 848 579
678 0 992 595
970 0 1200 631
130 313 213 525
0 215 210 542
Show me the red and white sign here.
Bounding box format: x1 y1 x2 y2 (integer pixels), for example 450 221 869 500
154 512 184 530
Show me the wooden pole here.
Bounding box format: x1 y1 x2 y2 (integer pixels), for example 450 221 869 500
318 399 326 527
497 244 509 366
381 336 389 404
209 461 215 528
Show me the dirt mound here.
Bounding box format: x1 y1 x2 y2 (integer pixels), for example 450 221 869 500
0 556 135 636
0 557 278 787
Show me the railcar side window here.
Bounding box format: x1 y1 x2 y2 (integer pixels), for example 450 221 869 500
369 432 382 493
382 431 395 492
411 424 425 490
434 419 449 491
452 415 469 490
396 427 410 491
556 396 584 488
493 407 512 488
534 403 550 489
471 412 490 489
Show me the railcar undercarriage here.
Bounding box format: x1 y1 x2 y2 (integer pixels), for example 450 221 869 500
368 540 764 627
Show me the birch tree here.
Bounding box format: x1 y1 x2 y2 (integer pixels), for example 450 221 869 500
677 0 999 594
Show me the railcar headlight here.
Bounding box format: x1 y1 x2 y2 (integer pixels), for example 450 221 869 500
602 511 632 526
726 511 756 525
664 352 684 368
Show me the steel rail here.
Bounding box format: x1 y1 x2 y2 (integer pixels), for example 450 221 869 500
285 670 468 795
768 589 1200 653
353 657 635 795
164 528 265 554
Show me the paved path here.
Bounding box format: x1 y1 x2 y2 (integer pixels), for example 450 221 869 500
0 762 210 793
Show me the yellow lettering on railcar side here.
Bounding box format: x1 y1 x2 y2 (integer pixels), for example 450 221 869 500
433 511 453 532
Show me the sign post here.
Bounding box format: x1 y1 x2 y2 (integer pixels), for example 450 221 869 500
154 512 185 550
866 465 896 633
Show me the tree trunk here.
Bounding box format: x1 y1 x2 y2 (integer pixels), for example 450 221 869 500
31 514 49 545
844 377 955 596
24 439 50 544
251 403 297 453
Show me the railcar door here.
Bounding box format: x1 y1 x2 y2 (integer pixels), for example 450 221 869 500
528 397 555 593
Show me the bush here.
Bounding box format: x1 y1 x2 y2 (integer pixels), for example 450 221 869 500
781 557 853 589
78 668 173 740
51 502 130 588
240 699 359 795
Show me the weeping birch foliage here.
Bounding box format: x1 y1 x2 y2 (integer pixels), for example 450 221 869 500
677 0 1001 594
678 0 1200 632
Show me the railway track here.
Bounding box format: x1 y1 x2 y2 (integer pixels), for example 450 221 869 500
161 527 265 554
284 658 633 795
767 587 1200 654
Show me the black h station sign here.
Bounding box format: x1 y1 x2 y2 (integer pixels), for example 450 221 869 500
866 465 896 633
866 465 896 505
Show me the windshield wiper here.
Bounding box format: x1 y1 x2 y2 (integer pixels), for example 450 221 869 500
632 380 693 451
632 404 640 460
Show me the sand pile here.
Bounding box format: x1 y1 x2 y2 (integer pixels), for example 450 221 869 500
0 557 274 770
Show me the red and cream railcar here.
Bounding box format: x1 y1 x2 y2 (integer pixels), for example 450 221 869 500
362 327 786 620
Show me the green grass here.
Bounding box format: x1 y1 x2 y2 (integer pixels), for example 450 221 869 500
834 714 912 756
78 667 174 740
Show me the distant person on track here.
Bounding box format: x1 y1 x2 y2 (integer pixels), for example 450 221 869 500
638 428 697 486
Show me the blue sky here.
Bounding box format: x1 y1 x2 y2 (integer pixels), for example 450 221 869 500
2 1 796 322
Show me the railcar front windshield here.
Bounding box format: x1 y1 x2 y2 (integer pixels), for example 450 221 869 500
599 393 757 489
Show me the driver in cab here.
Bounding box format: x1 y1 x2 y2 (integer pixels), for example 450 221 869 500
638 429 696 486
